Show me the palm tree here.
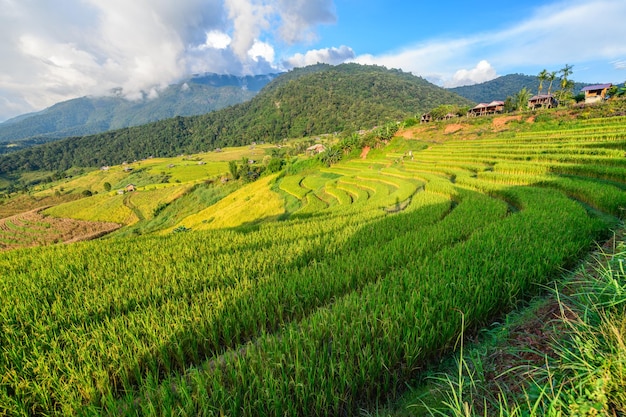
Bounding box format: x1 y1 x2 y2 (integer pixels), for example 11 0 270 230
537 69 549 95
547 71 557 95
559 64 574 90
515 87 531 111
558 64 574 100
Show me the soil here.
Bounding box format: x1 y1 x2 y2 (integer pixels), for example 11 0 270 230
492 115 523 130
444 124 465 134
0 207 121 251
360 145 371 159
475 228 626 409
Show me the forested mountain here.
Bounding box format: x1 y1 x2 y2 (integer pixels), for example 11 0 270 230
448 74 590 102
0 63 473 174
0 73 277 147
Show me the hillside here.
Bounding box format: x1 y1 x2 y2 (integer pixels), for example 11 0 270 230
1 100 625 415
0 73 277 150
448 73 590 102
0 63 474 175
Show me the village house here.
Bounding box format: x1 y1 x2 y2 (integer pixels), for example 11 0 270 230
581 84 612 104
420 113 433 123
528 94 558 109
125 184 136 192
467 101 505 117
306 144 327 155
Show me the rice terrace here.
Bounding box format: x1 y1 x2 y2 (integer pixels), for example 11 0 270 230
1 84 626 414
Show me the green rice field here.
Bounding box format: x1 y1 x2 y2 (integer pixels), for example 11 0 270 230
1 114 625 416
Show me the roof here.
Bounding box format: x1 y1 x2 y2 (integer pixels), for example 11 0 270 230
529 94 556 100
581 83 612 91
487 101 504 106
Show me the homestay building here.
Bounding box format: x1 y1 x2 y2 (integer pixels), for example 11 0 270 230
467 101 504 117
528 94 558 109
306 144 326 155
581 84 612 104
420 113 433 123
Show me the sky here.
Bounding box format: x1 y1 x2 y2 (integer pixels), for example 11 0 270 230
1 0 625 122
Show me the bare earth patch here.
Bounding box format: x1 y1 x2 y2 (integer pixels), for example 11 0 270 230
492 115 522 130
444 124 465 134
360 145 371 159
0 207 120 251
396 126 428 139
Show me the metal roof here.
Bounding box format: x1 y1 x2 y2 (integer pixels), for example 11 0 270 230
581 84 612 91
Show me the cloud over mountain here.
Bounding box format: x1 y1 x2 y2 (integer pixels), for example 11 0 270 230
0 0 338 121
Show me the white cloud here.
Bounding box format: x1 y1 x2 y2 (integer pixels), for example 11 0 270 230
0 0 338 121
612 60 626 71
445 60 498 88
204 30 232 49
354 0 626 86
285 46 355 68
248 40 275 63
276 0 336 44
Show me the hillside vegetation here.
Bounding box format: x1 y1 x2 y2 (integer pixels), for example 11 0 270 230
0 64 473 175
1 100 625 415
0 73 277 150
449 73 590 102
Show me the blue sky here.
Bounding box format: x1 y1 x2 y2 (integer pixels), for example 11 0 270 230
1 0 625 122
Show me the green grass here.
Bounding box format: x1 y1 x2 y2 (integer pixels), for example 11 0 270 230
2 109 626 415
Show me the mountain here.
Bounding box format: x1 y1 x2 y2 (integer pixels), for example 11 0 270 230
0 63 474 174
0 73 278 148
448 74 590 103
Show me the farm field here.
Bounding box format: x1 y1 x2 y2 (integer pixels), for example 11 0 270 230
1 113 625 415
0 208 120 251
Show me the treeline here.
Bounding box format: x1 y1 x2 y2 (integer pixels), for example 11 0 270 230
0 63 473 174
449 73 589 103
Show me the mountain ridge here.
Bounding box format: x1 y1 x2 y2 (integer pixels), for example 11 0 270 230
0 63 474 174
0 73 279 146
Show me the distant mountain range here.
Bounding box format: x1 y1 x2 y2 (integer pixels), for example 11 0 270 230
0 63 474 174
0 70 600 157
448 74 591 103
0 73 278 149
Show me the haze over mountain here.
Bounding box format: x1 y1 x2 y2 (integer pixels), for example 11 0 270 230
0 63 473 174
0 73 278 149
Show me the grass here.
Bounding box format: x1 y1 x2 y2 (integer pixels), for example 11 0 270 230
169 174 284 231
2 101 626 415
384 228 626 417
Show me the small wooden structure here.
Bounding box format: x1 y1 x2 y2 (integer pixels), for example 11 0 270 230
467 101 504 117
581 84 612 104
420 113 433 123
125 184 136 192
306 144 326 155
528 94 558 109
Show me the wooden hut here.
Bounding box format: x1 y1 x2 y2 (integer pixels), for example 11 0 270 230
528 94 558 109
581 84 612 104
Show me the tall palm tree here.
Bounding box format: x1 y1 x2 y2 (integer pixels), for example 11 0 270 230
559 64 574 100
560 64 574 89
547 71 557 95
537 69 549 95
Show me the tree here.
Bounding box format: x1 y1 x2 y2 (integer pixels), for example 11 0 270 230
537 69 549 95
547 71 557 95
228 160 239 180
103 182 111 192
558 64 574 100
514 87 531 111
